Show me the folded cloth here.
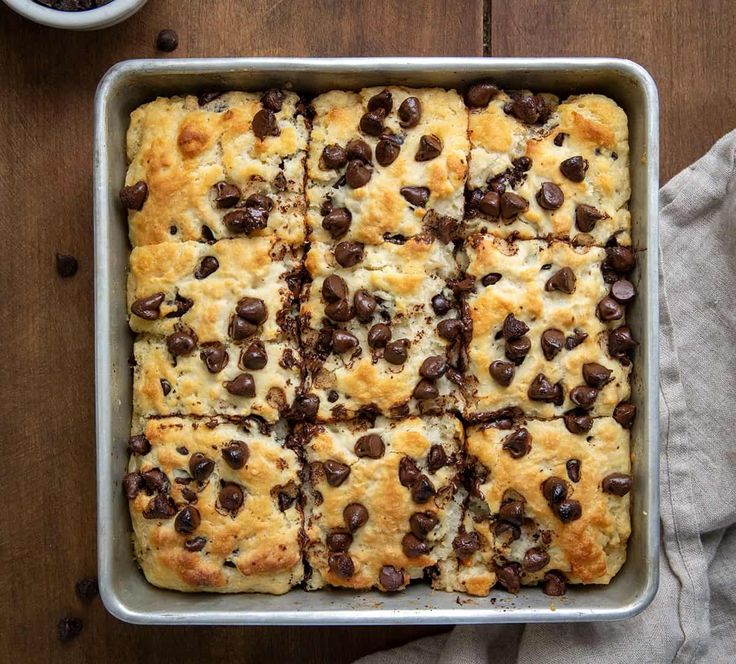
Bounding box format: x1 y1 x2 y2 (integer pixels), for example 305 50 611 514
356 131 736 664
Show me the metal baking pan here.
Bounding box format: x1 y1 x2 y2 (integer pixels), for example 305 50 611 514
94 57 659 625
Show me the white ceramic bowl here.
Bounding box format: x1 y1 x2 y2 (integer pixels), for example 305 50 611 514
2 0 148 30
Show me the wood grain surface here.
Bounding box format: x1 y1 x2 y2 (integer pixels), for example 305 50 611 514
0 0 734 662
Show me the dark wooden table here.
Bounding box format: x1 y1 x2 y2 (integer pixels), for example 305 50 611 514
1 1 734 661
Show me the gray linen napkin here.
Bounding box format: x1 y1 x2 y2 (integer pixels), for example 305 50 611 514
356 131 736 664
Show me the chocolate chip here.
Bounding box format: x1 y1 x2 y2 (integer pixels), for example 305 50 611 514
542 476 567 504
398 456 421 487
400 186 430 207
217 483 245 515
57 617 83 643
545 267 576 294
499 499 524 526
543 570 567 596
505 336 531 363
323 460 351 487
345 159 372 188
354 434 385 459
328 552 355 578
570 385 598 409
367 89 393 114
184 536 207 552
501 313 528 341
398 96 422 127
367 323 391 349
437 318 462 342
160 378 172 395
426 445 448 473
613 401 637 428
195 343 228 375
222 440 249 469
143 493 177 519
359 108 386 136
555 499 582 522
379 565 404 591
431 293 452 315
478 274 502 290
322 207 352 239
344 502 369 531
252 109 279 139
608 325 638 359
154 27 179 51
192 257 219 283
566 459 581 483
553 132 567 146
602 472 633 496
559 156 589 182
128 434 151 455
417 356 446 381
541 328 565 360
506 94 551 125
120 181 148 210
201 225 215 241
452 531 481 560
289 392 317 422
197 91 222 106
384 338 409 365
174 506 201 535
565 328 588 350
245 193 273 211
575 204 605 232
224 373 256 397
229 315 257 341
239 340 267 370
489 359 515 386
320 143 348 171
502 428 531 458
236 297 267 324
353 289 377 322
346 138 372 163
402 532 430 558
332 330 359 354
375 139 400 166
611 279 636 304
261 88 283 112
597 295 624 321
74 577 99 605
409 511 439 538
563 409 593 434
321 275 348 304
55 253 79 278
528 374 563 404
184 455 212 484
415 134 442 161
325 298 353 322
605 246 636 274
413 378 439 401
496 562 521 594
122 472 144 499
326 531 353 552
223 207 269 234
410 474 435 503
131 292 165 320
335 241 364 268
536 182 564 210
523 547 550 572
141 468 170 494
465 81 498 108
166 330 197 357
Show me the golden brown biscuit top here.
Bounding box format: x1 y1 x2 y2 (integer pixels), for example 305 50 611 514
125 417 303 593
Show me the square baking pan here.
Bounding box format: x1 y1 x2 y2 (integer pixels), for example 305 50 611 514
94 57 659 625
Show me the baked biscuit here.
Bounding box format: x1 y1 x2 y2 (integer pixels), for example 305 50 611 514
300 415 463 591
300 236 464 420
127 237 300 344
123 91 308 247
133 336 301 423
125 417 303 593
307 87 469 245
460 235 633 420
465 92 630 245
461 417 631 591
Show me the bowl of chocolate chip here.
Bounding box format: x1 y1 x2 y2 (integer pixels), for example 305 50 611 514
2 0 147 30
